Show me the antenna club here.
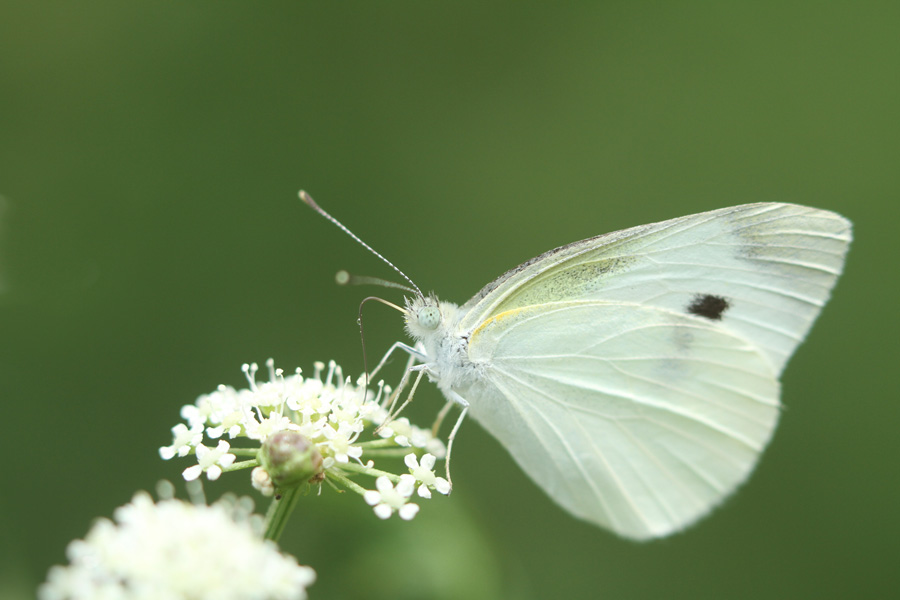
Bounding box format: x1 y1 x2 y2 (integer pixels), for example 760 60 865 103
335 270 350 285
298 190 318 209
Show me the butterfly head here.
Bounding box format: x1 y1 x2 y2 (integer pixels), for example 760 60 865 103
404 294 454 342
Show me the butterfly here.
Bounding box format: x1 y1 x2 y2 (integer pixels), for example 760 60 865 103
303 194 852 540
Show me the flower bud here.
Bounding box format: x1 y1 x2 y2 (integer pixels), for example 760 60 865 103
258 431 322 489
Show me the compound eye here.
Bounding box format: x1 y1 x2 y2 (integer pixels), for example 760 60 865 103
417 306 441 330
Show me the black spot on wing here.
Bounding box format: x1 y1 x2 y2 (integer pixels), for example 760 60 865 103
686 294 730 321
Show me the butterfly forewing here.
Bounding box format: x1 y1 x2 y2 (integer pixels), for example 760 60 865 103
459 203 852 376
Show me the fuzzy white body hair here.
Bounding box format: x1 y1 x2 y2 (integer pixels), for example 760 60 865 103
404 296 482 397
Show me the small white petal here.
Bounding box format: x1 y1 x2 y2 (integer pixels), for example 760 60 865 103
404 454 418 469
159 447 175 460
421 453 437 470
396 475 416 497
375 476 393 494
434 477 451 495
417 484 431 499
206 465 223 480
373 504 392 519
398 503 420 520
182 465 202 481
363 491 381 506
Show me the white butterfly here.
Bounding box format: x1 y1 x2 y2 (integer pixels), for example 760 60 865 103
304 195 852 540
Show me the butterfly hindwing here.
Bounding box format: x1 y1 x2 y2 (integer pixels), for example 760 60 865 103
465 301 780 539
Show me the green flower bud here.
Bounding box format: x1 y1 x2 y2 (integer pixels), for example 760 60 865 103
258 431 322 489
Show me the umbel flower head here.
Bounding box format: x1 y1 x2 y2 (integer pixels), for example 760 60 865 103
39 487 315 600
160 359 450 520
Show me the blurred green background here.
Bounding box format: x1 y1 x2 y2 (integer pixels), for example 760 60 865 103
1 2 898 599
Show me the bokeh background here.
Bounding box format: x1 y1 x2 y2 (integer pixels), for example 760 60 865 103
2 3 898 599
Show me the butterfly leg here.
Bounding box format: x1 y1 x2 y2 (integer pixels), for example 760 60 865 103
369 341 426 380
441 388 471 491
374 363 427 435
384 366 427 423
370 341 423 434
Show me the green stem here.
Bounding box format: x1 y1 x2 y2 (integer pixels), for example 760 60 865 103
325 469 369 495
222 459 258 473
360 448 417 458
264 486 303 542
229 447 260 457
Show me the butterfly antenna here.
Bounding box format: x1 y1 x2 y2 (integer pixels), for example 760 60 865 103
300 191 423 298
335 270 418 295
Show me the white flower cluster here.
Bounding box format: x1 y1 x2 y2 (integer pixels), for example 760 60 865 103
160 359 449 520
39 491 315 600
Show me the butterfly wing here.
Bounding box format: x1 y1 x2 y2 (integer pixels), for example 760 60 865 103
464 300 780 539
454 203 851 538
459 203 852 376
